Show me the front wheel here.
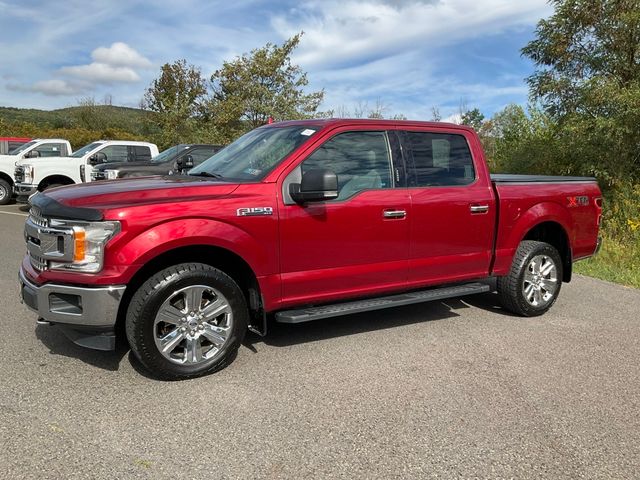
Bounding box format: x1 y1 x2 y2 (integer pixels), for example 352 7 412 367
497 240 563 317
0 179 12 205
126 263 248 380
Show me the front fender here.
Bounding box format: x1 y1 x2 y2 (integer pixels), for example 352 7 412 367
109 217 276 281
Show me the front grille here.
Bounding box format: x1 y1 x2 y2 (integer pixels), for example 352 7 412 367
29 208 48 228
29 253 47 271
15 166 24 183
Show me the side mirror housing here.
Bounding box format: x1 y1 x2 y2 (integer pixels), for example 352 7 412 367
290 168 338 204
88 152 106 165
177 154 194 169
24 150 40 159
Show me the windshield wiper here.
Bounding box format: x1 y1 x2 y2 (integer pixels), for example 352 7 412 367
189 171 224 179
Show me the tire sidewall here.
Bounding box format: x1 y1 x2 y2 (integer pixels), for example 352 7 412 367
0 180 11 205
514 243 563 316
128 265 248 378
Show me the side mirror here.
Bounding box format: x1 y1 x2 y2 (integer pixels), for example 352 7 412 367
290 168 338 204
177 155 194 169
88 152 107 165
24 150 40 159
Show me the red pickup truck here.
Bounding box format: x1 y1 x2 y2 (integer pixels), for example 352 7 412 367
19 119 602 379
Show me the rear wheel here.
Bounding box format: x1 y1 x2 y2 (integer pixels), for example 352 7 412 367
0 179 12 205
497 240 563 316
126 263 248 380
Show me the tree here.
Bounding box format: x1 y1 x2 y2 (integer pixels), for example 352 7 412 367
143 59 207 147
208 33 324 142
522 0 640 182
460 108 485 131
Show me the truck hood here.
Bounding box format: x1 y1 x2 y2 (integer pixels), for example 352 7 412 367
16 156 77 167
41 175 240 214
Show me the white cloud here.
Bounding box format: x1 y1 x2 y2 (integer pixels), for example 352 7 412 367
60 63 141 84
92 42 153 69
7 79 88 96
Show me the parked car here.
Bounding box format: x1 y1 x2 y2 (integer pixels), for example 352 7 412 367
91 144 225 181
14 140 159 202
19 119 602 379
0 137 32 155
0 138 72 205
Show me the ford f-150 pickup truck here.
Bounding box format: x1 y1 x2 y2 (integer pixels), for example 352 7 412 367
18 119 602 379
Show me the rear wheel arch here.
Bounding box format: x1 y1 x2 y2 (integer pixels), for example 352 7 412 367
522 221 572 282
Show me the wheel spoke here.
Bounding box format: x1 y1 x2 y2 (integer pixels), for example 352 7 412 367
533 288 542 305
202 324 228 346
540 260 555 277
160 328 185 354
156 305 184 326
524 271 536 284
201 298 229 320
185 286 206 312
186 337 203 364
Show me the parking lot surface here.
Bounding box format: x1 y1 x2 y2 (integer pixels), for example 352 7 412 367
0 203 638 479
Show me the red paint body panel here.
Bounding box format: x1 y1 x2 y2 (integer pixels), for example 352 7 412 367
24 119 602 314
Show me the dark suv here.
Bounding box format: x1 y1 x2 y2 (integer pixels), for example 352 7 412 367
91 144 224 180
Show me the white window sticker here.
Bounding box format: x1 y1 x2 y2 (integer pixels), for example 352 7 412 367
300 129 316 136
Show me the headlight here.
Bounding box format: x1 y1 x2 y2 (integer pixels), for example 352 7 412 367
105 169 120 180
17 164 34 183
49 219 120 273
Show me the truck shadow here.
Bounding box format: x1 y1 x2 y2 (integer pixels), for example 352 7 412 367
244 291 513 350
35 324 129 372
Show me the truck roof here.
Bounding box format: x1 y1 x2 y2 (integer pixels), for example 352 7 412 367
268 118 475 132
32 138 71 143
92 140 157 146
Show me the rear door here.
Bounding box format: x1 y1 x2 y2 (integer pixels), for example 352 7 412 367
279 128 411 306
401 128 496 286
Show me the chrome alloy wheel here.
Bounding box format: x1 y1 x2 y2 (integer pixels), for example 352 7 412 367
0 185 7 202
523 254 558 307
153 285 233 365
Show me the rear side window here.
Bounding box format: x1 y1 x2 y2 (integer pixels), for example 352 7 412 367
186 148 216 166
302 131 392 200
8 141 28 153
133 146 152 161
34 143 66 157
404 132 475 187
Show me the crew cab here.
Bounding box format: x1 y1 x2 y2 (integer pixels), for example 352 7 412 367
91 143 224 181
18 119 602 379
0 138 72 205
14 140 159 202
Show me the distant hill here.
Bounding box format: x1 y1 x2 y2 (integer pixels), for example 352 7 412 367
0 105 153 135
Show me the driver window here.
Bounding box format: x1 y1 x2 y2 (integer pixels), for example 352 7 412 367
98 145 129 162
302 131 392 200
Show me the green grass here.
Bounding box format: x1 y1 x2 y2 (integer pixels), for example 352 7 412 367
574 234 640 289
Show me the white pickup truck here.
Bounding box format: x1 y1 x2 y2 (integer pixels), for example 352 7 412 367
0 138 72 205
14 140 159 202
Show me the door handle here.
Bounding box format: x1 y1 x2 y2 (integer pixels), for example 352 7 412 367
383 209 407 219
470 204 489 214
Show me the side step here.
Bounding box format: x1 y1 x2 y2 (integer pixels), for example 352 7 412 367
275 282 490 324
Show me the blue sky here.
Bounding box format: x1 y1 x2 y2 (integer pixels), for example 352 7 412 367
0 0 552 121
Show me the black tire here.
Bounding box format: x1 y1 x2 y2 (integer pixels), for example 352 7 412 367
497 240 563 317
126 263 248 380
0 179 12 205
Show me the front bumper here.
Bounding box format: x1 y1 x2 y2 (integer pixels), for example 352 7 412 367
19 267 126 350
14 183 38 203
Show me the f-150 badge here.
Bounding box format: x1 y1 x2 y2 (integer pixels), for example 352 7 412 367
237 207 274 217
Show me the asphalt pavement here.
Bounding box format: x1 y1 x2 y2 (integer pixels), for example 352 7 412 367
0 203 638 479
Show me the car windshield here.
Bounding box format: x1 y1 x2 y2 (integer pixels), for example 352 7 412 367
151 145 187 163
71 142 102 158
188 126 319 181
11 140 38 154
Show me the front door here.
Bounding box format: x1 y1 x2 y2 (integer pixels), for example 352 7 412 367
279 129 411 307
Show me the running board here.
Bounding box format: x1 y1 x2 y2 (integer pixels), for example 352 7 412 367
275 282 491 324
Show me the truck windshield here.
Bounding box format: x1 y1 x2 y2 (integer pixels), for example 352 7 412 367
151 145 187 163
71 142 102 158
11 140 38 154
188 126 318 181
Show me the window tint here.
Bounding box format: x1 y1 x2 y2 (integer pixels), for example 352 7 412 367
302 131 392 200
34 143 65 157
133 146 151 161
8 141 28 153
405 132 475 187
98 145 129 162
